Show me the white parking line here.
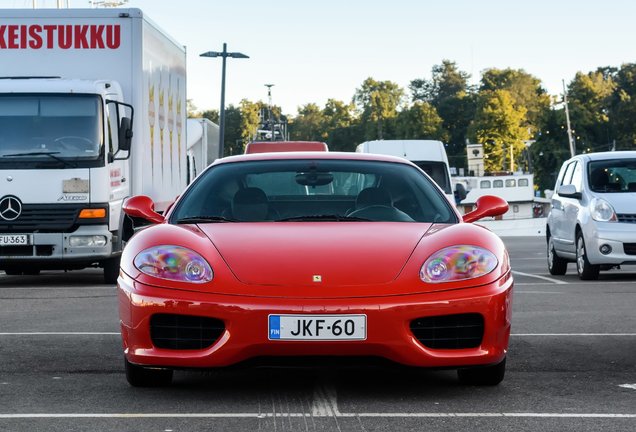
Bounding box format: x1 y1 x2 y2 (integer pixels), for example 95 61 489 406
511 271 568 284
0 412 634 419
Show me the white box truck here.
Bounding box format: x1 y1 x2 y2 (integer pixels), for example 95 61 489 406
0 8 186 283
356 140 455 203
186 117 219 182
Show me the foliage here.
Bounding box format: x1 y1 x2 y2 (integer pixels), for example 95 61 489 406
395 101 448 141
480 68 551 136
469 90 530 173
567 70 615 153
353 77 404 140
410 60 476 168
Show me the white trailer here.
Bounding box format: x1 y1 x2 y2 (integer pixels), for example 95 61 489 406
186 118 219 182
0 8 186 283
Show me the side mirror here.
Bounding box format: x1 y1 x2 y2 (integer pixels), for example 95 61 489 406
557 184 582 199
118 117 133 152
123 195 164 224
463 195 509 223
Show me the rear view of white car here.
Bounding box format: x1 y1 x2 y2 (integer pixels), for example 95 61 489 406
546 151 636 280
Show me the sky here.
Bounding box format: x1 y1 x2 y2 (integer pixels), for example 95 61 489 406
5 0 636 115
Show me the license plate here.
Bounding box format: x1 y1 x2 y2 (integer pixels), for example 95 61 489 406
268 314 366 340
0 234 31 246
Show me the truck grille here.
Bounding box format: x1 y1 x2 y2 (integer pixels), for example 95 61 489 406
150 314 225 350
617 214 636 223
410 313 484 349
0 204 81 233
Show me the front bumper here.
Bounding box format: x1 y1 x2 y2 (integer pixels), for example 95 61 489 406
118 272 513 370
0 225 114 269
583 221 636 265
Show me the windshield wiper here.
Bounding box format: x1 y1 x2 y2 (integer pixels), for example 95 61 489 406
175 216 237 224
275 214 371 222
2 151 78 168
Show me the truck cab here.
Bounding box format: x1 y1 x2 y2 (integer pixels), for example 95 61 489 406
0 77 133 282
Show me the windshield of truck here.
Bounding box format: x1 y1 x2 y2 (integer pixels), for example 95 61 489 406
412 161 452 194
0 94 103 168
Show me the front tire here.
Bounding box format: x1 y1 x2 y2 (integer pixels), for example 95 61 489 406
103 257 121 284
547 236 567 275
457 357 506 386
576 232 599 280
124 357 173 387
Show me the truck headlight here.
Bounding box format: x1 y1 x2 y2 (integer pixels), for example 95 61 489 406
590 198 617 222
134 245 213 283
69 235 107 247
420 245 498 283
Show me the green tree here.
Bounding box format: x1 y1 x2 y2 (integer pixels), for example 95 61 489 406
395 101 448 141
410 60 476 168
609 63 636 149
322 99 360 151
469 90 530 172
238 99 262 150
480 68 551 136
530 107 572 193
289 103 326 141
567 70 615 153
353 77 404 140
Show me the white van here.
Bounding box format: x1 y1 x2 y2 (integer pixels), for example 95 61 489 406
356 140 454 202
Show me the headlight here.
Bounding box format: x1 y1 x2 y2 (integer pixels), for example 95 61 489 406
420 245 498 283
134 245 213 283
590 198 617 222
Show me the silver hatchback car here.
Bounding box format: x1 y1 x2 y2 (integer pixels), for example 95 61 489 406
547 151 636 280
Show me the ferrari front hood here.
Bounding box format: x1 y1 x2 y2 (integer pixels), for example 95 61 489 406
199 222 431 287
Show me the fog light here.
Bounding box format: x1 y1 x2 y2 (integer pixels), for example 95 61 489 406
69 235 107 247
599 244 612 255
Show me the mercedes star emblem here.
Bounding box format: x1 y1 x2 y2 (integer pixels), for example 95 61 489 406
0 196 22 221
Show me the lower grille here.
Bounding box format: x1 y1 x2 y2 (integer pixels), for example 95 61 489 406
150 314 225 350
617 214 636 224
0 246 33 256
624 243 636 255
410 313 484 349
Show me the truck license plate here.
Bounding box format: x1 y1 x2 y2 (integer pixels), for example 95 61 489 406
0 234 31 246
268 314 366 340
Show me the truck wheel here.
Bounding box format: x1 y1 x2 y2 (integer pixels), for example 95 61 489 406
125 357 173 387
547 236 567 275
576 232 599 280
103 257 121 284
457 357 506 386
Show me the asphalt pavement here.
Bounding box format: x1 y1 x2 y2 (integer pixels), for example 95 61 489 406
1 236 635 432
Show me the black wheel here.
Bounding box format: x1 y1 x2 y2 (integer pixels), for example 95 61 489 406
457 357 506 386
547 236 567 275
103 257 121 284
124 357 173 387
576 232 599 280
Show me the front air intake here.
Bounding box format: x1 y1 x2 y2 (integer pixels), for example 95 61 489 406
150 314 225 350
410 313 484 349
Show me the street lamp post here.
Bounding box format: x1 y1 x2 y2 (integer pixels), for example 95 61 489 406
200 43 249 158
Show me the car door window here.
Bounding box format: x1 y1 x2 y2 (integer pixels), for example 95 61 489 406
570 161 582 191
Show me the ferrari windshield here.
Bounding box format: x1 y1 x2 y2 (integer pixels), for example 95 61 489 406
0 94 102 168
171 159 458 223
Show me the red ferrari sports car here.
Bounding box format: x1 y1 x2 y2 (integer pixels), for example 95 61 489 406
118 152 512 387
